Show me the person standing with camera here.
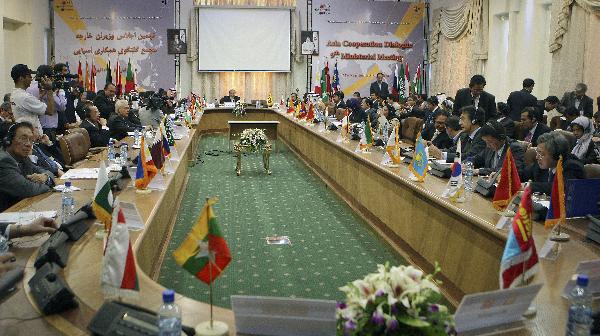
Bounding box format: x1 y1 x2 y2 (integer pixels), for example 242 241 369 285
140 93 165 128
10 64 55 137
25 65 67 143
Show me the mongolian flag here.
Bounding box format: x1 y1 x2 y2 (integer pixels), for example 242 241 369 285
492 147 522 211
409 132 428 182
545 156 566 230
173 197 232 285
500 185 539 289
102 199 139 297
135 136 158 189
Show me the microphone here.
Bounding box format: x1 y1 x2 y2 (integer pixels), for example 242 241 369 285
59 203 96 241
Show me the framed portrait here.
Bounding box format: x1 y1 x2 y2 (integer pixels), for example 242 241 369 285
167 29 187 55
300 31 319 56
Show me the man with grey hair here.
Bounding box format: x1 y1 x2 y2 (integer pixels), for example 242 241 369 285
561 83 593 118
524 131 585 194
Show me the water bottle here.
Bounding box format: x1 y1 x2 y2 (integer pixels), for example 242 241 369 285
107 139 115 162
463 157 474 195
61 181 75 224
158 289 181 336
120 144 128 166
134 129 140 147
0 234 9 253
566 274 593 336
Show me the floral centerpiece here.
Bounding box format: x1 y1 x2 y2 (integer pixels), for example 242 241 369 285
233 100 246 117
337 263 455 336
239 128 268 152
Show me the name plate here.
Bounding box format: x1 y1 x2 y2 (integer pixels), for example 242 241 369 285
454 284 542 334
206 103 216 108
562 259 600 299
223 102 235 107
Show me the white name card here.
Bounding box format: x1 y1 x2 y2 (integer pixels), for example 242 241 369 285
454 284 543 335
223 102 235 107
562 259 600 299
119 202 144 230
206 103 215 108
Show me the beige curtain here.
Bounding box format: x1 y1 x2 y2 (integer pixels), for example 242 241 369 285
429 0 488 96
549 1 600 100
187 0 298 101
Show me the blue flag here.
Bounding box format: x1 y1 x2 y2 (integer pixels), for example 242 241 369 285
409 133 428 182
333 61 340 92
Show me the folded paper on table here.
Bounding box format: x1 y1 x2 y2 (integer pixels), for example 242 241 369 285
0 211 58 224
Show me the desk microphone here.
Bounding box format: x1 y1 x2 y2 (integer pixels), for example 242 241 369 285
59 203 95 241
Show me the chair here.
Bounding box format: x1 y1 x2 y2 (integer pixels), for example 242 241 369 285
65 128 91 150
549 116 562 130
58 132 91 167
584 164 600 179
524 147 537 168
400 117 424 144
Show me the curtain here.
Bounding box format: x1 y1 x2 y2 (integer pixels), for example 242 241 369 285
549 0 600 99
187 0 298 101
429 0 488 96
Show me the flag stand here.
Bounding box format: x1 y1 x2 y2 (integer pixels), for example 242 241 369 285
550 223 570 242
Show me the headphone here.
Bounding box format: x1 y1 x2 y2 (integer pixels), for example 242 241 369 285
3 122 33 148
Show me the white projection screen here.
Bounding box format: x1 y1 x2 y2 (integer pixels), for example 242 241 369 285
197 8 291 72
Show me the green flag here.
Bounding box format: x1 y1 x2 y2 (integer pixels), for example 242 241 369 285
365 115 374 145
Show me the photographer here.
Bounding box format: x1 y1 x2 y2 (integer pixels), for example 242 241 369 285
139 93 165 128
26 65 66 142
10 64 54 136
162 88 177 115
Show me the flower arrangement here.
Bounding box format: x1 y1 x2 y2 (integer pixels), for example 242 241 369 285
239 128 268 152
233 100 246 117
337 263 455 336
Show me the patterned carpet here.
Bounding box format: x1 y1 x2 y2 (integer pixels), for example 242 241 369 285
158 134 405 309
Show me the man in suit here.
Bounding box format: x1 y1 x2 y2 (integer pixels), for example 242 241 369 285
369 73 389 99
544 96 562 129
330 91 346 119
507 78 537 121
524 131 584 194
472 120 525 177
496 102 515 139
430 106 486 162
561 83 593 118
94 83 116 120
423 110 452 150
220 89 240 104
108 99 142 140
520 107 550 146
361 98 378 129
0 122 55 211
80 103 111 147
422 96 440 127
452 75 497 122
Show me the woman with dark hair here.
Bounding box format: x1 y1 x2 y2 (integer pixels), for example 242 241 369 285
496 102 514 138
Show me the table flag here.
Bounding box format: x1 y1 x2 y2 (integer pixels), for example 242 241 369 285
409 132 428 182
92 161 114 231
545 155 566 230
492 147 521 211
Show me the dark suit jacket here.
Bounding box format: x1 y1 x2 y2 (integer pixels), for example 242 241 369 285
446 128 487 162
453 88 497 121
421 123 436 141
561 91 593 118
525 154 585 195
497 117 515 139
507 89 537 121
220 96 240 104
521 123 551 147
93 92 116 120
107 113 143 141
81 119 111 147
369 81 389 98
0 150 54 211
472 138 525 177
431 131 453 150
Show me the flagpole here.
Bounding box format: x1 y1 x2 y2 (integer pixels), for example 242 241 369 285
522 182 537 317
209 257 214 329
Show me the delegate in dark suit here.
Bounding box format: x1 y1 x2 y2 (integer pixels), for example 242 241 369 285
107 114 142 141
524 154 585 194
524 123 551 147
369 81 389 99
452 88 497 121
561 91 593 118
93 91 116 120
220 96 240 104
80 119 111 147
472 138 525 177
446 129 487 162
507 89 537 121
430 130 453 150
0 150 54 211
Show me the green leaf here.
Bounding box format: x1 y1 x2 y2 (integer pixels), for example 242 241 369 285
397 315 431 328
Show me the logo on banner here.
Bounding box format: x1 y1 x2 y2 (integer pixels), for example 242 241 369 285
314 4 331 15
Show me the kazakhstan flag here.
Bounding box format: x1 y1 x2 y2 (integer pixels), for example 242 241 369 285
409 132 428 182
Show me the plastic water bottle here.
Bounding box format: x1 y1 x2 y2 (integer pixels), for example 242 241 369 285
61 181 75 224
134 129 140 147
158 289 181 336
120 144 128 166
463 157 474 195
566 274 593 336
107 139 115 162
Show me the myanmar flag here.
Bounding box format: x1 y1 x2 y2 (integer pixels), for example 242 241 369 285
173 197 231 285
92 162 114 231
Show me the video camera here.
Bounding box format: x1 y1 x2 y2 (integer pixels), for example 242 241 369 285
139 91 167 111
35 64 79 91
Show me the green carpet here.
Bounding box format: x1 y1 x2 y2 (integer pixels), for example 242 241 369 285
158 134 405 308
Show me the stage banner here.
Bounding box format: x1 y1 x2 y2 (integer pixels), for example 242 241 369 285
312 1 426 97
53 0 174 91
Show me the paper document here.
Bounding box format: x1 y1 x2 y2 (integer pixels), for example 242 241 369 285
119 202 145 230
54 185 82 192
60 168 99 179
0 211 58 224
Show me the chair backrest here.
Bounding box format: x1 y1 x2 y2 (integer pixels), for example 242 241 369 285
584 164 600 179
58 132 90 166
400 117 424 143
66 128 91 149
549 116 562 130
524 146 537 168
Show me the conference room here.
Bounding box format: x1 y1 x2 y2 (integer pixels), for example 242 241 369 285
0 0 599 335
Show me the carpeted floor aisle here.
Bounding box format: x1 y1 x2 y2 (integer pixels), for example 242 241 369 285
158 134 405 308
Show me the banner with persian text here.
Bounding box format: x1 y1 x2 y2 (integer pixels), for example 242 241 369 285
53 0 174 91
312 1 426 97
